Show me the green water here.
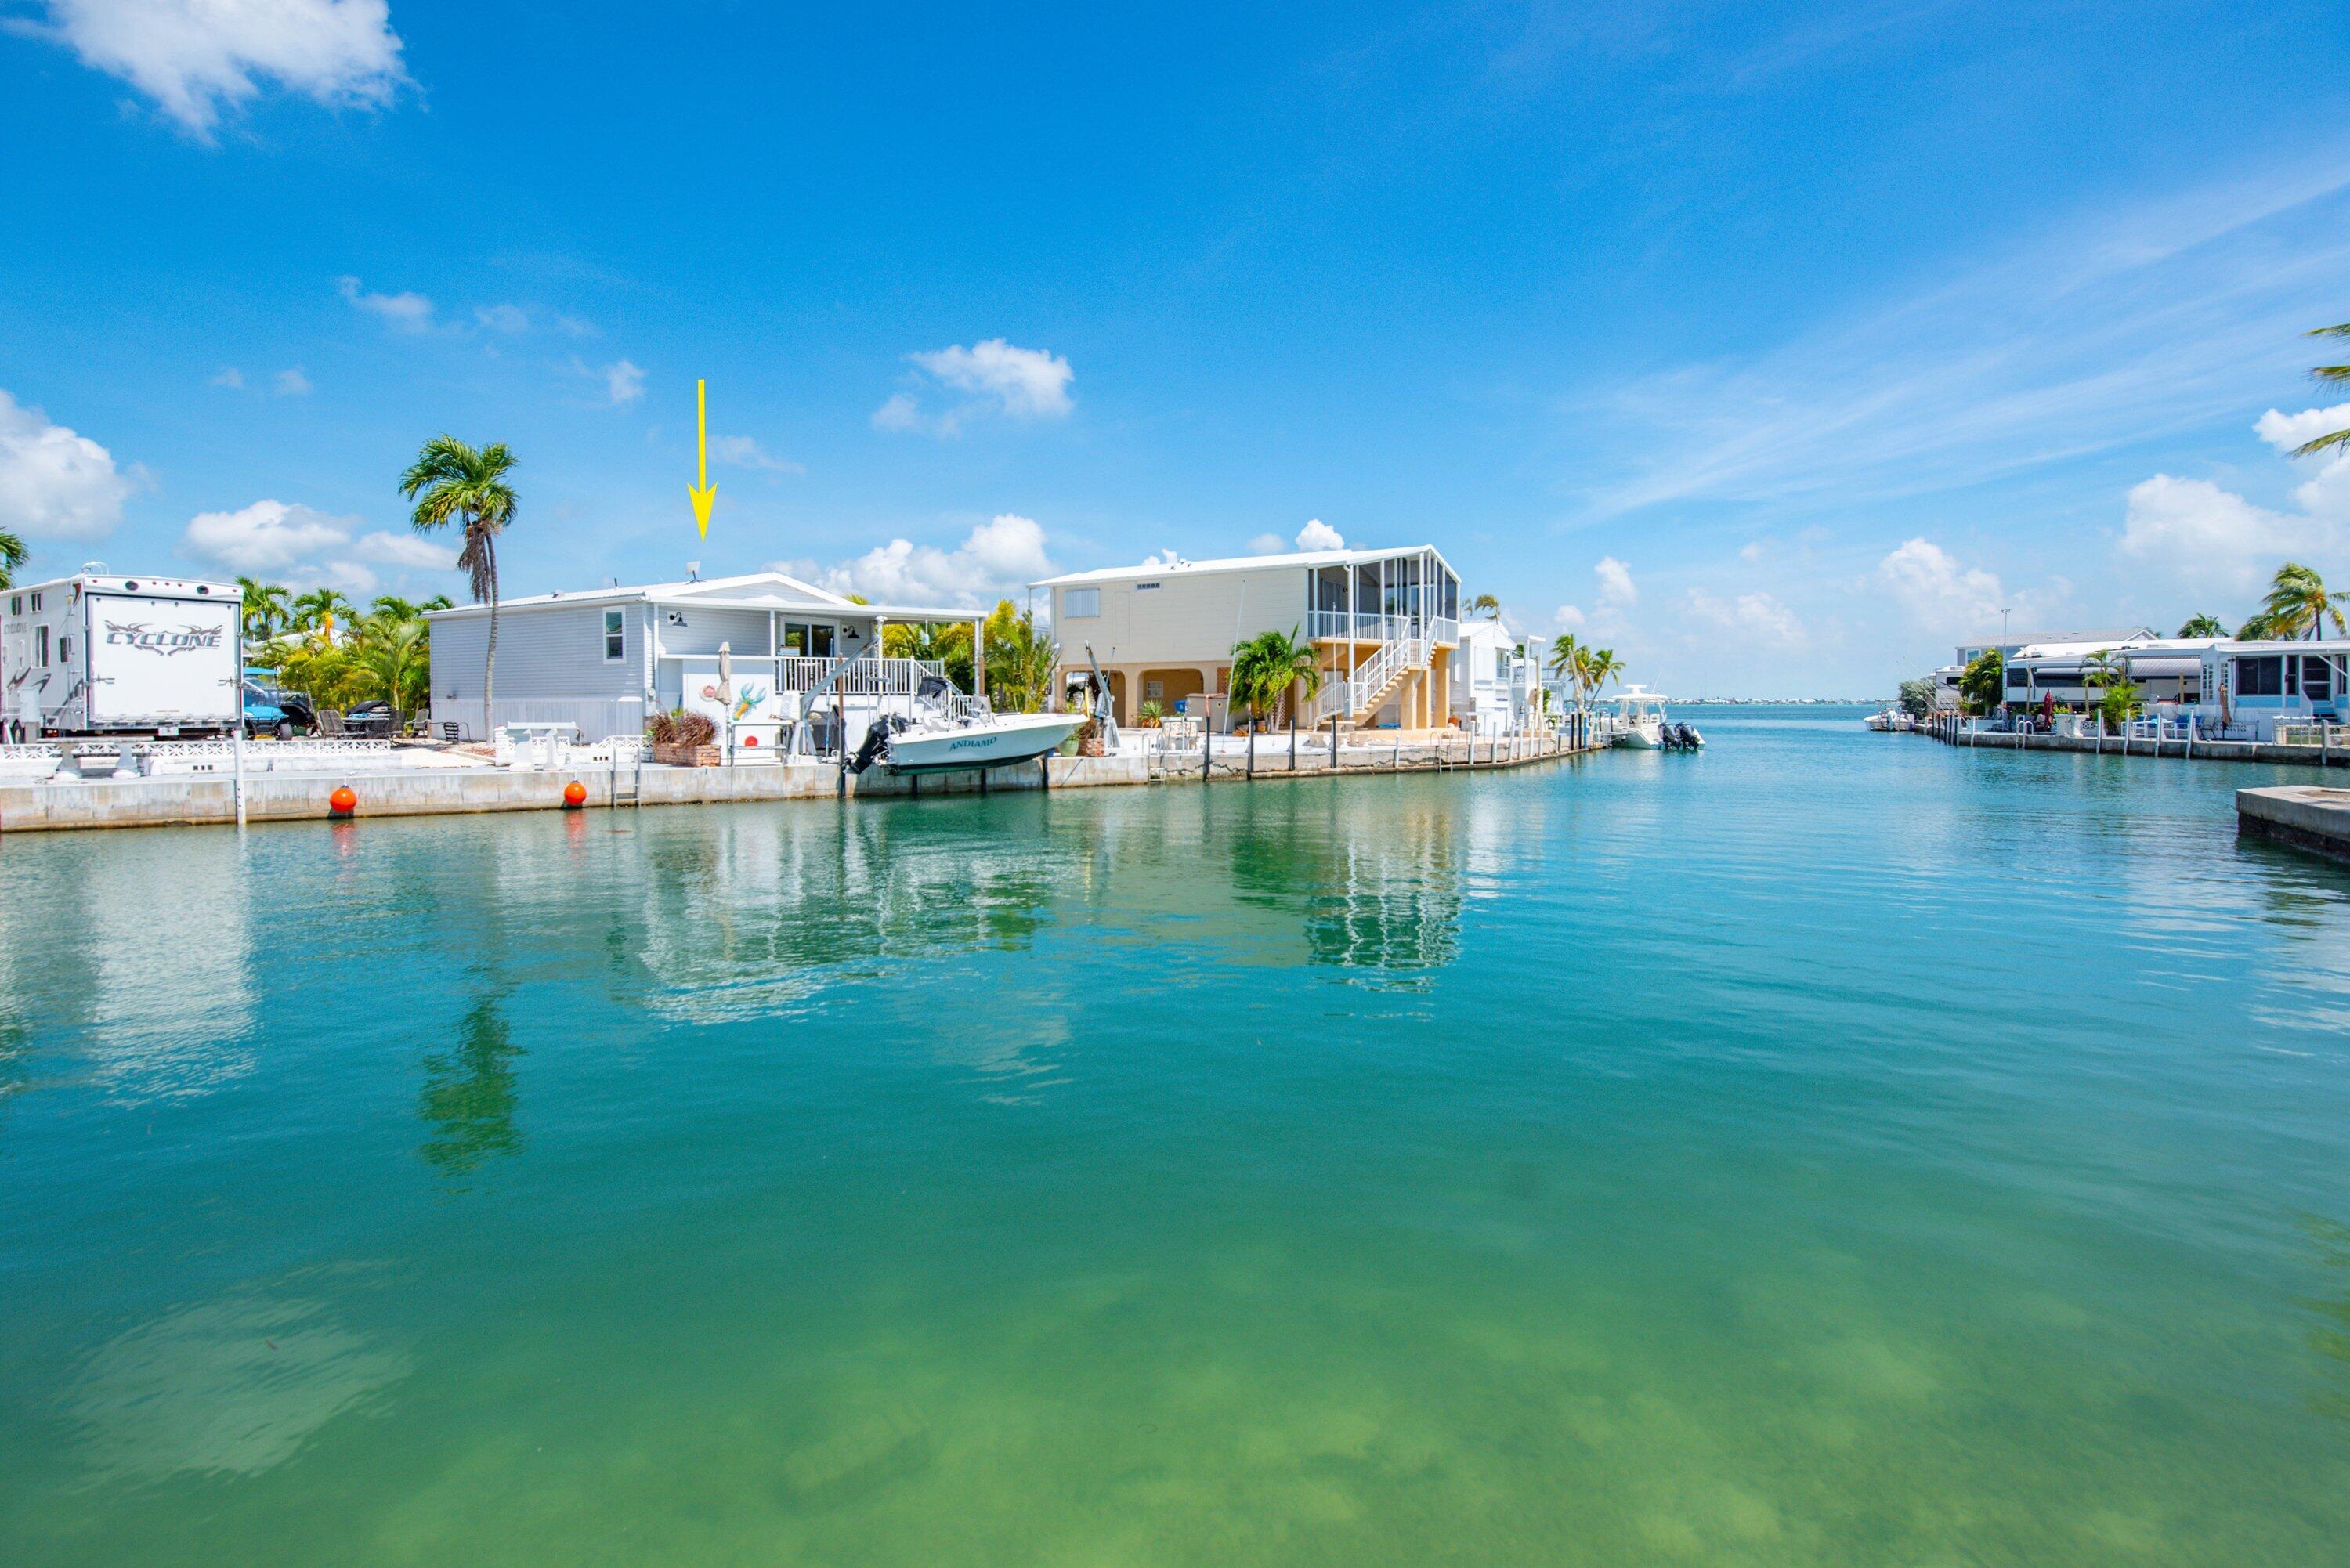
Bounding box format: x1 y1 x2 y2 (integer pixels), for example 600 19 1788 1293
4 707 2348 1565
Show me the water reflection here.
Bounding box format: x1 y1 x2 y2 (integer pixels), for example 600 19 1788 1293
69 1284 409 1479
2304 1213 2350 1425
418 997 524 1179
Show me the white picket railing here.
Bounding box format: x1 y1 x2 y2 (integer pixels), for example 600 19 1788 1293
1307 632 1433 725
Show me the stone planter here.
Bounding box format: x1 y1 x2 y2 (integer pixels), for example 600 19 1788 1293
652 742 722 768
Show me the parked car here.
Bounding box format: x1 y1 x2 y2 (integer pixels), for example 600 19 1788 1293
242 674 317 739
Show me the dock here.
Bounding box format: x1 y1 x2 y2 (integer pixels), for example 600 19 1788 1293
0 727 1601 834
1918 711 2350 768
2236 786 2350 864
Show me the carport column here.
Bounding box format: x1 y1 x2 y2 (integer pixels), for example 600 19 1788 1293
973 615 986 702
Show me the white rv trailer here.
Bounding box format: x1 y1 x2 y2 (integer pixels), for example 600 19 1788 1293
2 572 242 739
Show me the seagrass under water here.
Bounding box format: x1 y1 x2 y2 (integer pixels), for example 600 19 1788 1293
2 707 2347 1565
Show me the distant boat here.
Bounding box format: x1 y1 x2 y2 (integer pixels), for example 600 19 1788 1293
1866 707 1896 732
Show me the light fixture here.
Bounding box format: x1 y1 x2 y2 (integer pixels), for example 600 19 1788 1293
842 627 861 641
667 611 689 627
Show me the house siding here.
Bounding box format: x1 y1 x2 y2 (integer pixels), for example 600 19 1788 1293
428 604 648 740
1057 568 1308 667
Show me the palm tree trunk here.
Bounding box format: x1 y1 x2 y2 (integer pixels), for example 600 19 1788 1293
483 528 499 742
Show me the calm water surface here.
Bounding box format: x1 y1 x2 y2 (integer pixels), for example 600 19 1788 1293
4 706 2349 1565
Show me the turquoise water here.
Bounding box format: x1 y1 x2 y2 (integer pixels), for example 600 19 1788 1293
4 706 2348 1565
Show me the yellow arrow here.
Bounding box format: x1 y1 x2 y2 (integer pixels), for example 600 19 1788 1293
689 378 717 538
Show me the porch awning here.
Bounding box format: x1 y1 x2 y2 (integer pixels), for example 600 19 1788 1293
2128 656 2203 677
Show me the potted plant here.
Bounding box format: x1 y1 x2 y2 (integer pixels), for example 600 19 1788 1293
647 709 721 767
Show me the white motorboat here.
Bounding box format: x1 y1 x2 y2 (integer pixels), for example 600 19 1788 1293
1866 707 1896 732
1606 686 1672 749
853 675 1087 775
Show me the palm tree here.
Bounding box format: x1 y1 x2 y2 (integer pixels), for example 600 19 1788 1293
1958 649 2003 716
2254 562 2348 641
400 435 518 737
1 528 28 591
352 614 430 721
1230 627 1321 731
371 594 423 623
1468 593 1502 619
981 602 1058 714
2288 322 2350 458
2236 611 2276 641
2176 613 2225 638
290 587 356 635
1583 647 1624 699
1547 634 1582 705
2083 648 2128 729
238 577 291 640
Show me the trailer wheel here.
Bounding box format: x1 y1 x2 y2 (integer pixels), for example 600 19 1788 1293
275 721 294 741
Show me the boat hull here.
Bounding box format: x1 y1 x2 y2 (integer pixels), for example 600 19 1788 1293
1613 724 1663 750
883 713 1086 773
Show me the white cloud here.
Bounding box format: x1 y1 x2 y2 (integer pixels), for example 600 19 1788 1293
1553 604 1587 630
474 303 529 334
1595 555 1636 605
713 435 803 475
2254 403 2350 454
20 0 407 138
2117 472 2337 595
792 513 1054 609
348 530 456 570
182 499 355 573
0 389 138 540
870 392 922 433
1295 518 1344 551
1246 533 1286 555
273 367 311 396
879 339 1074 434
209 366 244 389
1684 587 1807 649
600 359 644 406
338 275 432 332
180 499 458 589
1875 538 2011 632
1738 539 1768 563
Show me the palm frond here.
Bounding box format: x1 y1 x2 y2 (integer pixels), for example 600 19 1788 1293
2290 426 2350 459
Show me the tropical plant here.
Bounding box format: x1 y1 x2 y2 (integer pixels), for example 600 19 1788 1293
1547 634 1584 705
400 435 518 735
2083 648 2131 730
350 613 430 719
0 528 24 592
371 594 424 623
1897 677 1936 720
1137 699 1164 728
2287 322 2350 459
1468 592 1502 619
2236 611 2276 641
2253 561 2348 641
420 594 454 613
982 601 1059 714
2176 613 2226 638
645 709 714 747
1958 649 2003 716
1582 647 1624 701
1229 626 1321 730
237 576 291 641
290 587 358 635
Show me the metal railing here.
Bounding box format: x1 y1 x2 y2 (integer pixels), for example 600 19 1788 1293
1309 630 1433 724
1305 612 1459 645
662 652 945 695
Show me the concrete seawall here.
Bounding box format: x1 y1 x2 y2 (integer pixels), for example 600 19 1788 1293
1920 714 2350 769
0 731 1595 834
2237 785 2350 864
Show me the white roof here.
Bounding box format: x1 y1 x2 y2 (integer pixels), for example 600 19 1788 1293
1607 685 1672 704
1032 544 1458 588
425 570 980 624
2012 636 2214 660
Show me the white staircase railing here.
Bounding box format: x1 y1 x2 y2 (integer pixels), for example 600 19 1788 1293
1309 632 1432 725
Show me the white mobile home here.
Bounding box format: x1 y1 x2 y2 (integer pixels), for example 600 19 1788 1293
1032 544 1466 730
425 571 988 742
1450 619 1547 735
2 572 241 739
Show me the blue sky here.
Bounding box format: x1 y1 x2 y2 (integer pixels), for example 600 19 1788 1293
5 0 2350 694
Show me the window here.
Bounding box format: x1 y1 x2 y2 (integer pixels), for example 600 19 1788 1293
35 627 48 667
2305 656 2336 703
1063 587 1101 619
7 596 18 616
58 635 71 665
1144 678 1164 701
603 609 625 661
2005 667 2030 689
29 593 42 612
809 623 836 657
2234 656 2284 697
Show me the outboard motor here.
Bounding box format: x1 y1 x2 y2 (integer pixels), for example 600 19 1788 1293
848 714 907 775
1679 723 1704 750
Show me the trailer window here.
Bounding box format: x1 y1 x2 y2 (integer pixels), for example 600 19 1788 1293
59 635 71 664
35 627 48 667
29 593 42 612
603 609 625 661
7 596 18 616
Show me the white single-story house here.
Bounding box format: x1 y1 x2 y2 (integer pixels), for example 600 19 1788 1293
1937 626 2160 712
426 570 985 742
1031 544 1466 730
2001 635 2210 710
1996 633 2349 739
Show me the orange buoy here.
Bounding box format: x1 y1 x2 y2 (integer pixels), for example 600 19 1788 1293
743 733 759 748
329 786 357 815
563 780 588 808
